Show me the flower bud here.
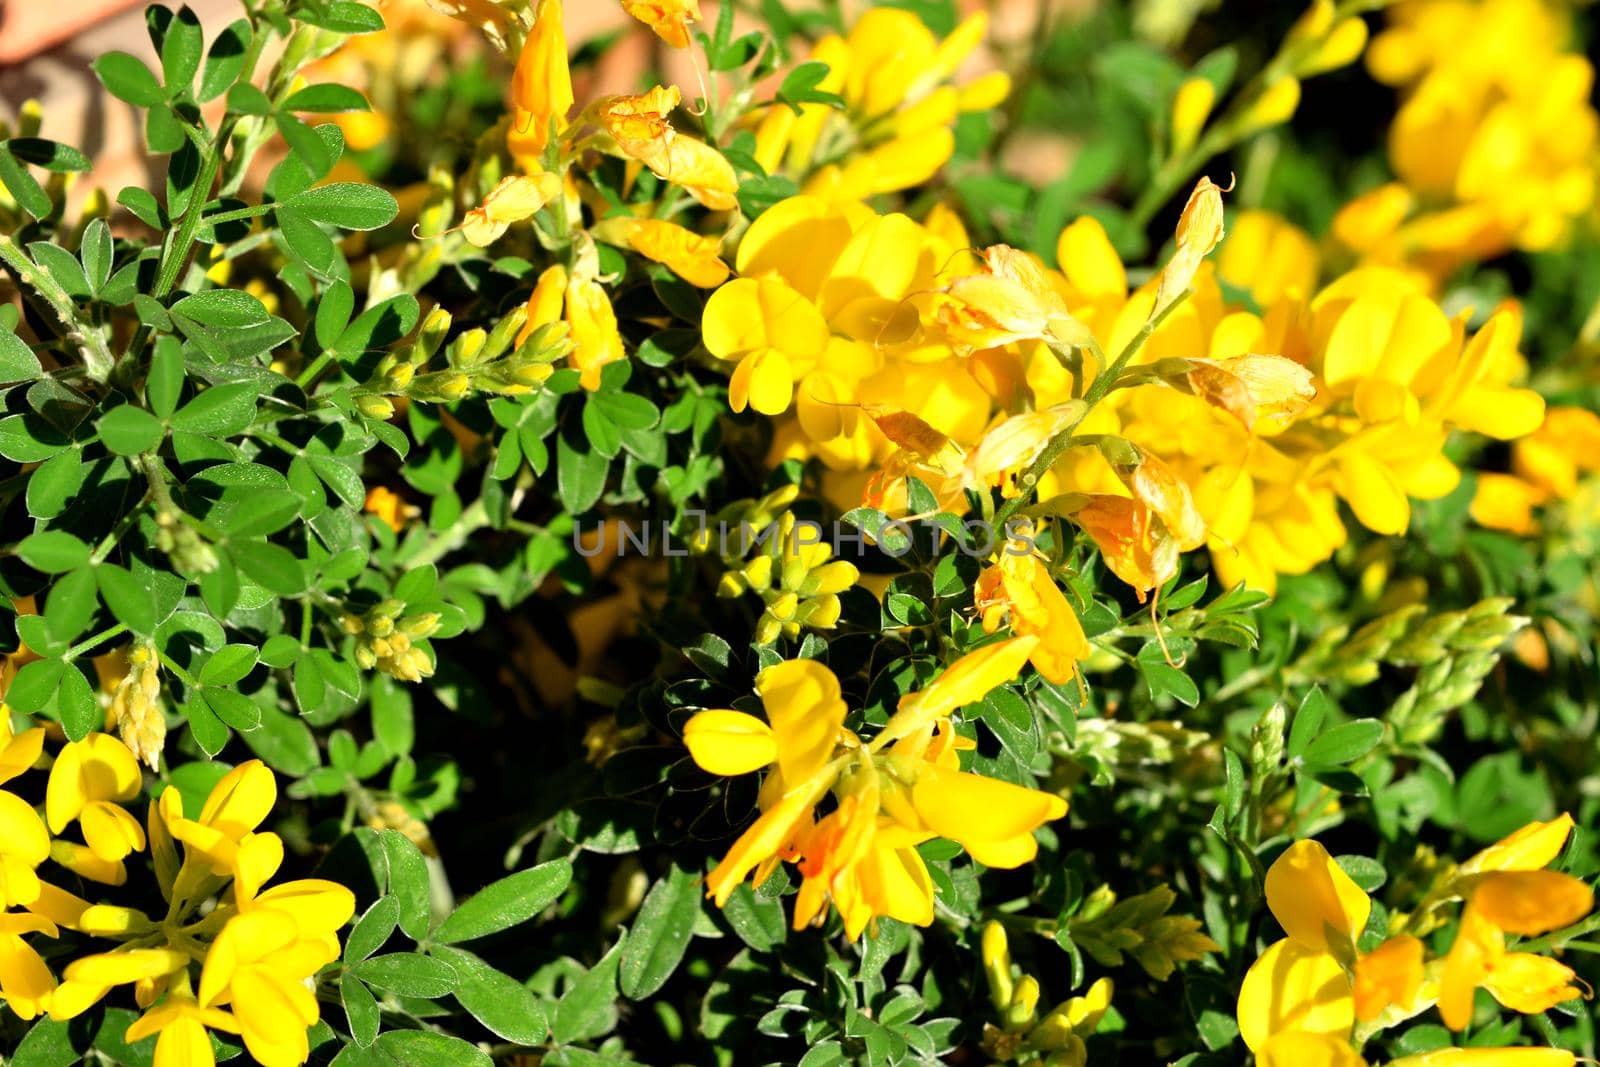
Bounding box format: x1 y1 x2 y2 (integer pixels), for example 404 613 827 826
1236 77 1301 134
982 921 1014 1012
1171 77 1215 155
357 394 397 420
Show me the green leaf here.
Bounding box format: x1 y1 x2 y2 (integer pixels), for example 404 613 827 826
556 435 608 513
184 698 229 756
199 19 253 102
432 858 572 944
1288 687 1332 760
314 282 354 348
228 541 306 596
16 531 90 573
590 390 659 431
0 147 50 219
0 327 42 384
371 1032 489 1067
1302 720 1385 767
95 404 165 455
380 829 432 940
7 659 65 714
159 4 204 94
117 187 165 228
92 52 165 106
145 339 185 418
340 972 380 1047
29 242 91 298
79 218 113 293
619 863 699 999
345 896 400 965
776 61 845 113
301 1 387 33
0 413 69 462
96 564 160 634
170 288 270 328
352 952 456 998
721 882 787 951
284 182 399 231
283 85 370 113
5 138 91 172
57 663 98 741
201 689 261 731
11 1016 85 1067
169 381 259 436
551 934 625 1045
199 644 258 686
433 945 548 1045
25 450 85 520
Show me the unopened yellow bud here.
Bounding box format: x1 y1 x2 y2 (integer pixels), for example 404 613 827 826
451 328 489 368
982 921 1014 1012
1236 77 1301 134
1298 17 1367 75
1171 78 1215 155
1005 975 1040 1029
1287 0 1335 43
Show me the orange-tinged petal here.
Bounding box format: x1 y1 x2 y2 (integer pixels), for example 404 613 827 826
1470 870 1594 936
1484 952 1583 1015
1354 934 1423 1021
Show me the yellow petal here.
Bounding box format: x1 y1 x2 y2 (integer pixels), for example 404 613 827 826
81 801 147 863
1470 870 1594 936
1439 904 1503 1031
704 770 834 906
730 349 795 416
1460 814 1574 875
682 710 778 776
1236 938 1354 1052
882 636 1038 746
909 764 1067 857
1390 1051 1574 1067
755 659 847 787
1484 952 1582 1015
199 761 277 840
1336 452 1410 535
1353 934 1423 1021
65 948 187 988
253 879 358 934
0 790 50 868
1265 839 1372 955
1258 1032 1365 1067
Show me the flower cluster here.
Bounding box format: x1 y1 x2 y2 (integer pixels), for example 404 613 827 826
981 920 1114 1066
1237 819 1591 1064
0 724 351 1067
1337 0 1599 279
682 639 1066 939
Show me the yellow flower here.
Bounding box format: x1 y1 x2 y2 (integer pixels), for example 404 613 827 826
593 85 739 211
610 217 729 288
755 9 1005 200
197 909 333 1067
702 277 830 414
45 734 147 868
935 245 1093 352
620 0 700 48
124 993 241 1067
974 529 1090 685
682 639 1064 938
364 485 417 532
459 172 563 247
507 0 574 171
1257 1032 1364 1067
1217 210 1320 305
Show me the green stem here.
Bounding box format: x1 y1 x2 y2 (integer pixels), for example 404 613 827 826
0 234 116 381
405 499 491 569
1515 913 1600 955
156 648 201 689
67 623 128 660
91 486 155 564
199 203 274 228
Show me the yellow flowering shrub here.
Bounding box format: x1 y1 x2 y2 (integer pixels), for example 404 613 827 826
0 0 1596 1062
